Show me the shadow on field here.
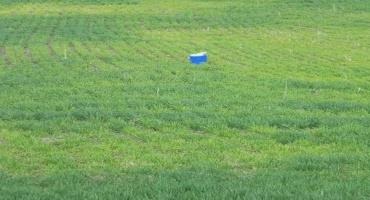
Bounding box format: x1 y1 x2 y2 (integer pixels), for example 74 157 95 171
0 167 368 200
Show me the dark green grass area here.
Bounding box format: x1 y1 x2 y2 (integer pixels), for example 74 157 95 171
0 0 370 199
1 168 368 200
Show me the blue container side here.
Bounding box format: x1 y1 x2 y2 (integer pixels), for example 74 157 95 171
189 54 208 64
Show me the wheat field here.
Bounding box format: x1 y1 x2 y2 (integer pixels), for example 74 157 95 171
0 0 369 199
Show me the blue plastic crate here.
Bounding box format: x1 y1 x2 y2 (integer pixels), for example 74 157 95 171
189 52 208 65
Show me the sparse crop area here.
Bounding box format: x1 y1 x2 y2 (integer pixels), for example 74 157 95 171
0 0 369 199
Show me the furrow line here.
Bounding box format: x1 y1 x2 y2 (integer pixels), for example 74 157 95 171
81 17 120 70
0 46 11 67
22 15 41 65
46 17 60 57
105 18 153 64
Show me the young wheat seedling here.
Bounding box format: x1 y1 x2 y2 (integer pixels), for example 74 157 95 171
64 48 67 59
283 80 288 99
